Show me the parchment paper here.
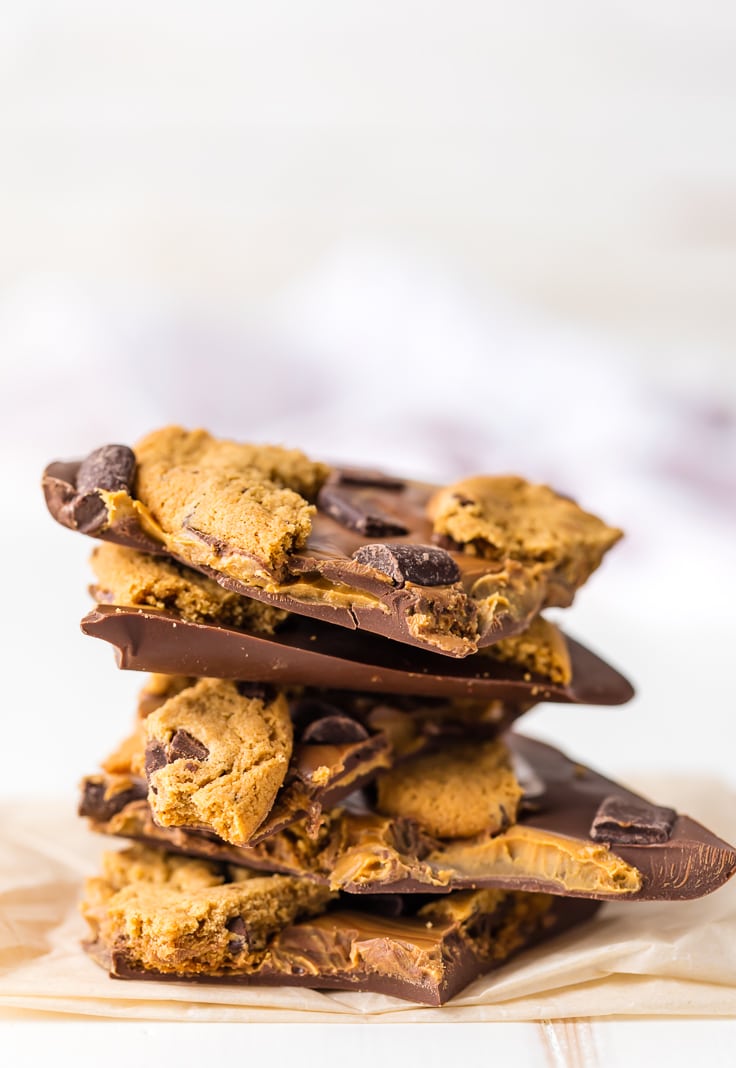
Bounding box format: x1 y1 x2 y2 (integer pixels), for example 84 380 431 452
2 778 736 1022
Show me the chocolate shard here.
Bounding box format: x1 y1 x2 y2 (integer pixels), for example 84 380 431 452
83 734 736 903
316 482 409 537
44 446 623 657
168 729 210 764
301 715 370 745
353 543 461 587
590 795 677 845
80 605 635 706
76 445 136 495
83 883 601 1006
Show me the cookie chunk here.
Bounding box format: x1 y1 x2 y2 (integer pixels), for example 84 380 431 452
376 739 522 839
91 543 287 632
429 475 622 605
144 679 293 846
82 845 333 975
133 426 330 578
485 615 571 684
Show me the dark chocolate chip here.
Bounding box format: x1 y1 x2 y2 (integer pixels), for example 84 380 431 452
70 492 110 534
79 778 148 821
225 915 250 954
301 715 370 745
235 681 277 704
334 467 405 490
76 445 136 495
168 730 210 763
317 483 409 537
352 543 460 587
590 795 677 845
144 741 167 778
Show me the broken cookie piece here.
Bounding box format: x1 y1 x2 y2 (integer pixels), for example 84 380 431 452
428 475 622 605
376 739 523 839
144 679 293 846
133 426 330 579
82 844 600 1004
82 844 334 975
91 543 287 632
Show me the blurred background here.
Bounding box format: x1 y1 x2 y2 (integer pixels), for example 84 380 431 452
2 3 735 801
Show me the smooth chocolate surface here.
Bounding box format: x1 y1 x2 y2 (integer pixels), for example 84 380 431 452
83 733 736 902
84 888 600 1005
80 604 634 705
44 456 618 657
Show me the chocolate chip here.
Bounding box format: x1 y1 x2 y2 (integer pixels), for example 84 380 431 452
334 467 405 490
168 730 210 763
352 543 460 587
225 915 250 954
590 795 677 845
301 715 370 745
317 483 408 537
76 445 136 495
70 493 110 534
235 681 277 704
144 741 167 778
79 778 148 821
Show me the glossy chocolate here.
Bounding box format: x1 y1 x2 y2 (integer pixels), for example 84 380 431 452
43 456 616 657
84 890 600 1005
82 733 736 902
80 605 634 705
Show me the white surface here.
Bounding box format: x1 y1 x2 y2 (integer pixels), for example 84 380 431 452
4 1020 736 1067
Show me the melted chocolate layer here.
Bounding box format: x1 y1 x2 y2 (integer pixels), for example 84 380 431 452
81 605 634 705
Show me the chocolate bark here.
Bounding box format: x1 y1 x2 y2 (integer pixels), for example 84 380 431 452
83 878 600 1005
43 454 620 657
82 733 736 902
80 605 634 705
83 683 521 846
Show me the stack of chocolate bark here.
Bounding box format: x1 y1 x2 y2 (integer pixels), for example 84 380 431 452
43 427 736 1005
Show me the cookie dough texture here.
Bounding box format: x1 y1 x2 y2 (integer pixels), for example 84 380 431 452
145 679 293 846
82 845 333 974
133 426 330 577
377 739 523 839
91 544 287 632
429 475 622 603
487 615 572 684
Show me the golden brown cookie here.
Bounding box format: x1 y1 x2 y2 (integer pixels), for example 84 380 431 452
133 426 330 577
82 845 333 974
144 679 293 846
429 475 622 604
485 615 572 684
91 543 287 632
376 739 522 839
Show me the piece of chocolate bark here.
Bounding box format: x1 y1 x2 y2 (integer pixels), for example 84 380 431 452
81 843 600 1005
81 733 736 902
82 676 523 847
80 605 634 705
43 427 622 657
